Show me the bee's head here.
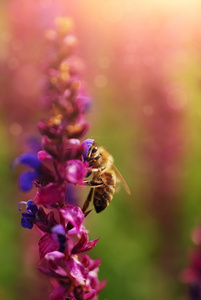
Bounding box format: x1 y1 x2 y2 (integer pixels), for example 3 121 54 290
88 143 99 159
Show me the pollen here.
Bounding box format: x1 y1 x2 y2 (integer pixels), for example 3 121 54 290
59 61 69 72
71 80 81 92
60 71 70 82
49 114 63 126
50 76 58 86
55 17 74 36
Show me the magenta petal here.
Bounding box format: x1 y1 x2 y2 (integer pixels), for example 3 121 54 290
84 290 97 300
71 232 99 254
71 232 87 254
68 223 87 236
97 279 107 293
37 150 52 160
82 255 102 271
79 237 99 253
37 265 57 277
89 258 102 271
66 160 87 184
38 265 66 279
50 285 67 300
66 257 87 285
60 205 84 232
36 183 65 208
45 251 65 261
38 233 59 259
34 208 57 232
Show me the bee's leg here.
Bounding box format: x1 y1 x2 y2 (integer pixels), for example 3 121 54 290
82 179 104 213
82 188 95 213
83 179 103 187
90 154 101 161
86 167 105 173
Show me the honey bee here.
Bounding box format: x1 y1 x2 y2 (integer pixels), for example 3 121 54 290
82 140 131 213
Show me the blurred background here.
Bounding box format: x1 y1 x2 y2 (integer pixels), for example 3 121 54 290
1 0 201 299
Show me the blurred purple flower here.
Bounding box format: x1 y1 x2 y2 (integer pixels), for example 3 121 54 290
12 153 42 191
181 227 201 300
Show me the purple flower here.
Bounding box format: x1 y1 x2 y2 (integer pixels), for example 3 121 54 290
19 200 57 232
71 232 99 254
35 183 66 208
76 95 91 114
36 204 104 299
16 17 106 300
60 205 85 233
82 139 94 159
51 225 66 253
66 160 87 185
65 183 79 205
38 234 60 260
12 153 42 192
19 200 39 229
26 135 41 153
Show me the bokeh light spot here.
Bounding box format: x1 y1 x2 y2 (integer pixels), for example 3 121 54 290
94 74 108 88
7 57 19 70
1 31 11 43
12 64 40 97
98 57 110 69
143 105 154 116
101 1 124 23
41 0 53 8
124 54 135 65
143 55 154 67
128 77 141 91
9 123 22 136
191 228 201 245
11 40 23 51
166 86 188 110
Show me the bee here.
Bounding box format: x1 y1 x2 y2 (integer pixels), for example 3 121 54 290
82 140 131 213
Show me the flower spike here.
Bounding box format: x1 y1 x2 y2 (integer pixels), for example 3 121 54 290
16 17 105 300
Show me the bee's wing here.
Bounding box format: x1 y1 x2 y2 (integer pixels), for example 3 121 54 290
112 163 131 195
